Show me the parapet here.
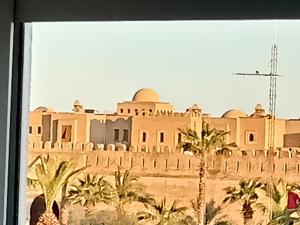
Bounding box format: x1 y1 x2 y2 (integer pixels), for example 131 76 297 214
28 140 300 159
27 141 300 180
133 111 201 118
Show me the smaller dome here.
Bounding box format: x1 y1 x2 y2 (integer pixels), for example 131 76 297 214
34 106 49 112
73 99 83 112
222 109 247 119
255 103 264 111
250 103 266 118
73 99 81 106
192 103 201 109
132 88 160 102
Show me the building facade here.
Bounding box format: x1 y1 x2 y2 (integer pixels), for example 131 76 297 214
28 88 300 152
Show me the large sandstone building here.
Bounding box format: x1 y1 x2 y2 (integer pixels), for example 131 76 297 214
28 88 300 224
28 88 300 152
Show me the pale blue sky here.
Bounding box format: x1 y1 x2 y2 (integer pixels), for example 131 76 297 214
30 20 300 118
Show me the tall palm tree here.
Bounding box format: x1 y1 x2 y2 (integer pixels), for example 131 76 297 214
114 166 153 218
223 178 265 225
28 155 88 225
137 197 187 225
255 178 300 225
68 173 113 216
27 154 83 225
178 122 236 225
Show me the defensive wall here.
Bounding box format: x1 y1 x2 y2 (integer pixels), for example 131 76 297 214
28 141 300 181
27 142 300 224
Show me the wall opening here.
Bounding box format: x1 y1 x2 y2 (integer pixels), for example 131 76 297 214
123 129 129 142
142 132 147 142
114 129 119 141
61 125 71 142
160 132 164 143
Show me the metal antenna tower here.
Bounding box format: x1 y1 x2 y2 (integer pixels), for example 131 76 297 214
233 44 280 220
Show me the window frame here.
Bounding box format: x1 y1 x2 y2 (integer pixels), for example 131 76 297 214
114 128 120 142
1 0 300 224
245 130 257 145
122 129 129 142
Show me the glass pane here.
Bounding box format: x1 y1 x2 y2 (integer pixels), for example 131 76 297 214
26 20 300 225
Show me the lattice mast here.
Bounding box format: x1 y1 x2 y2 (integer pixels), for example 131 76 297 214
233 44 280 220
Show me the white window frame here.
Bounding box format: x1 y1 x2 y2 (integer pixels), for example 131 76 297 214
0 1 296 224
245 130 257 145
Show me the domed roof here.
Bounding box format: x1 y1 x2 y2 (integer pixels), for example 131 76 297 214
255 103 264 111
222 109 247 119
34 106 49 112
192 103 201 109
250 103 266 118
73 99 81 106
132 88 160 102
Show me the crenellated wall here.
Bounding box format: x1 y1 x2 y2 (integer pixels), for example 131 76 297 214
28 142 300 181
28 143 300 225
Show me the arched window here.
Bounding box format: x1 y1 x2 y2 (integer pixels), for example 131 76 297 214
249 133 254 142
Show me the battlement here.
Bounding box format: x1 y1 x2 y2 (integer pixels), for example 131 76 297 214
28 141 177 153
28 141 300 156
133 111 201 118
28 142 300 181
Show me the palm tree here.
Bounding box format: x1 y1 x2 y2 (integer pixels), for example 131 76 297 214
177 215 198 225
268 209 300 225
28 154 88 225
27 154 84 225
68 173 113 216
178 122 236 225
60 167 89 225
204 200 231 225
223 178 265 225
255 178 300 225
191 198 231 225
114 166 153 218
137 197 187 225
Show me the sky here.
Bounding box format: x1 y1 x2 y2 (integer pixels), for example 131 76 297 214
30 20 300 118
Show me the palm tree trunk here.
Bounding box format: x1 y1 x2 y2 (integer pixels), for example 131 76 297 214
60 205 69 225
243 217 252 225
36 211 60 225
116 201 125 219
242 203 253 225
198 157 207 225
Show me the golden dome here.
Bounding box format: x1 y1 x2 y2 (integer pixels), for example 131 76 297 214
132 88 160 102
222 109 247 119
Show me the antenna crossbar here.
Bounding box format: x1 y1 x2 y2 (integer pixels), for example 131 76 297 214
232 73 280 77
